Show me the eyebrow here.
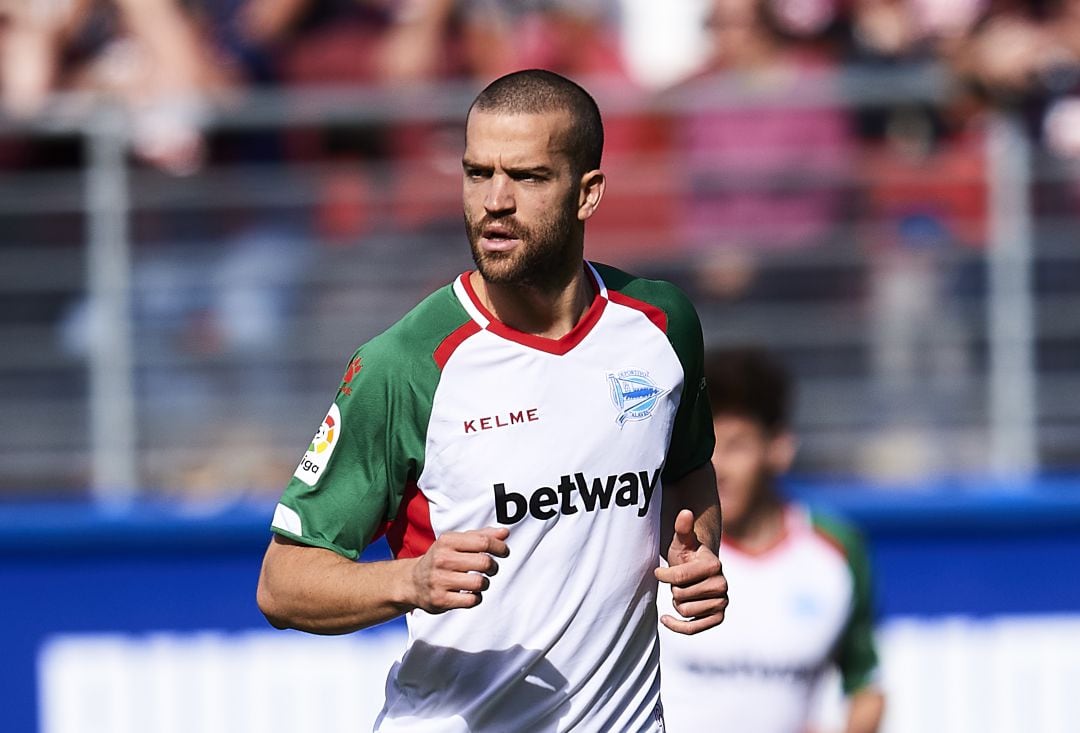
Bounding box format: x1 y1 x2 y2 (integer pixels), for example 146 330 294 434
461 158 555 177
510 165 554 177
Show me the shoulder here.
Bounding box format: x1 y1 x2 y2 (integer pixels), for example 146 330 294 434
809 509 862 550
335 279 473 405
358 280 473 371
807 507 872 571
592 261 701 335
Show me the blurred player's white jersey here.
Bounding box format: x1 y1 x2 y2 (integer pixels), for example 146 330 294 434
272 262 714 732
658 505 879 733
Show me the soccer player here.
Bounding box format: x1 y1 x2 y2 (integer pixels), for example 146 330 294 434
256 69 729 732
657 347 885 733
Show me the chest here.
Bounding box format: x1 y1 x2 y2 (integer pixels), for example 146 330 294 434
664 537 855 671
418 316 684 528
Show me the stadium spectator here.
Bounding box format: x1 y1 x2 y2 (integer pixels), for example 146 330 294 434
842 0 1080 477
235 0 449 85
948 0 1080 204
668 0 856 300
0 0 236 175
441 0 621 81
382 0 665 239
256 69 728 732
948 1 1076 102
658 347 886 733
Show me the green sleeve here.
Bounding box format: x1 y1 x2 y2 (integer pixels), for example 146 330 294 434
592 263 715 482
814 512 882 694
657 284 713 483
271 285 468 559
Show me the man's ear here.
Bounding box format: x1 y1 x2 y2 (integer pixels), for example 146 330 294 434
577 169 605 221
767 430 798 475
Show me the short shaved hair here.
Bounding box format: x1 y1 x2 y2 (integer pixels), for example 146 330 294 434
469 69 604 175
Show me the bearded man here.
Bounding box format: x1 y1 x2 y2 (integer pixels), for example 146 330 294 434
257 69 728 733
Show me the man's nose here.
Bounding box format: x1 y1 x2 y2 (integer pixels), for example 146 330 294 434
484 175 514 215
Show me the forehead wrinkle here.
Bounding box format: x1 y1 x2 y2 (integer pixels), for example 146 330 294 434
465 111 574 170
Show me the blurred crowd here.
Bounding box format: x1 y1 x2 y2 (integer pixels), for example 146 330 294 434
4 0 1080 247
3 0 1080 495
3 0 1079 265
3 0 1080 169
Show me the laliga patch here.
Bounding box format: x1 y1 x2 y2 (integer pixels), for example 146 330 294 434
294 403 341 486
608 369 669 425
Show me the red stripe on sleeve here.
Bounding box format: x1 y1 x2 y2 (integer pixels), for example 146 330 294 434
385 481 436 559
812 525 849 560
607 290 668 333
434 320 481 369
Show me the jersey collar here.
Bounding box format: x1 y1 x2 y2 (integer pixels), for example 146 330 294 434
453 262 608 356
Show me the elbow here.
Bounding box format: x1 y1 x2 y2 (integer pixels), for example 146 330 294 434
256 577 293 630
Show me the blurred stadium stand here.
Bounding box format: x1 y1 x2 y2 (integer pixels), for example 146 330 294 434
1 65 1078 499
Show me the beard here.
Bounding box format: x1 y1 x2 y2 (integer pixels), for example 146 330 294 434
465 197 581 292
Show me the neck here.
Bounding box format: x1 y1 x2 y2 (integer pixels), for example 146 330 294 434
471 263 592 340
724 489 787 553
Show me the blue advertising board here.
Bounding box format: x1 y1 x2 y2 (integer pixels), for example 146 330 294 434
3 479 1080 731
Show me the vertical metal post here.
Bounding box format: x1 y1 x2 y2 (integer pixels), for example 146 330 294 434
86 104 138 502
986 110 1037 478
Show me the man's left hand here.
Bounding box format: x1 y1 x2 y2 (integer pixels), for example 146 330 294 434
654 508 729 634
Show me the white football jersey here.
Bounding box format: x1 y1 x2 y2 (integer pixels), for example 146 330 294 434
658 504 880 733
273 262 714 732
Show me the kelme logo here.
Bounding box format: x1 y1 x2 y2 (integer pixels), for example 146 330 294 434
608 369 668 425
294 403 341 486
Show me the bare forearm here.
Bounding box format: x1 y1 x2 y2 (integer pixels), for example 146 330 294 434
845 689 885 733
257 536 418 634
693 494 721 554
257 526 510 634
662 461 721 554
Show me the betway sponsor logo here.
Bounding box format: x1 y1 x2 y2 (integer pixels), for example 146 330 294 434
494 468 661 524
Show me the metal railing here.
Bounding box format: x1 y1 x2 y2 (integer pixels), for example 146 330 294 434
0 65 1063 501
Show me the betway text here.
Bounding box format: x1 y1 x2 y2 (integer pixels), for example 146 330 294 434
494 469 661 524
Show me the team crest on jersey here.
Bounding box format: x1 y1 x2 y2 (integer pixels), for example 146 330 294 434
294 403 341 486
608 369 669 425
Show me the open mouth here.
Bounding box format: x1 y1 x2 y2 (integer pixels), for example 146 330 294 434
480 225 522 252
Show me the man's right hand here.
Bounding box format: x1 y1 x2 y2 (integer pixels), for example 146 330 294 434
409 527 510 613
